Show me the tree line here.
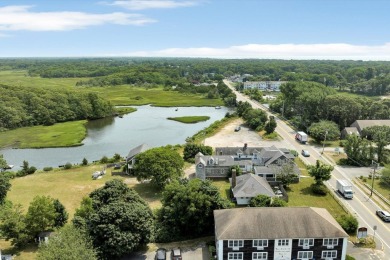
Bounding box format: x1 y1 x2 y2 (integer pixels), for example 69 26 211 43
0 84 113 130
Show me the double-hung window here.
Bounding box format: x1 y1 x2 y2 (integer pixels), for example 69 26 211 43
277 239 289 246
322 250 337 259
297 251 313 259
228 252 243 260
298 238 314 247
228 240 244 250
323 238 338 248
252 252 267 260
253 239 268 249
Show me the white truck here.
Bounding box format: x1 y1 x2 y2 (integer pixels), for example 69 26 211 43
336 179 353 199
295 131 308 144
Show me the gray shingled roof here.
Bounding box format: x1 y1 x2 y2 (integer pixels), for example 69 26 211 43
214 207 348 240
126 143 149 160
230 174 275 198
353 120 390 131
343 127 360 135
197 155 251 167
254 164 300 176
215 146 263 156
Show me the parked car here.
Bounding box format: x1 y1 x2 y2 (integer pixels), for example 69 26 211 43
171 248 182 260
155 248 167 260
376 210 390 222
234 126 241 132
301 150 310 157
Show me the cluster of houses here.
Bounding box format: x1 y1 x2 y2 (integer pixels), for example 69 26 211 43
341 119 390 139
195 144 299 205
243 81 286 92
121 143 350 259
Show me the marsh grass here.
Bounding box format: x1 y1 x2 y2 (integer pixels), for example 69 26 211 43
0 120 87 149
167 116 210 124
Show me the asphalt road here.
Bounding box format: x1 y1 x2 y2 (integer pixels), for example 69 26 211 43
224 80 390 259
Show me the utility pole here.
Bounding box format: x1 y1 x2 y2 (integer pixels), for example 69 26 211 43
370 160 378 197
321 130 328 154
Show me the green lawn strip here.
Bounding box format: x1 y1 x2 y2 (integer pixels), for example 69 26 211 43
167 116 210 124
287 176 348 218
0 120 87 149
87 85 223 107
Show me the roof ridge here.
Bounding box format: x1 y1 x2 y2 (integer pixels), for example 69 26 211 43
309 207 347 235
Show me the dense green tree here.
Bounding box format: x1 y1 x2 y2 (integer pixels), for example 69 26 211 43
0 154 7 171
88 201 153 259
25 196 57 237
308 120 340 143
344 134 374 166
156 179 230 242
183 143 212 161
264 116 277 134
249 195 287 207
0 203 29 247
75 180 153 259
82 157 88 166
249 195 271 207
307 160 334 185
53 199 68 228
37 225 97 260
0 174 11 204
337 215 358 235
362 125 390 164
243 109 268 130
236 101 252 117
133 147 184 188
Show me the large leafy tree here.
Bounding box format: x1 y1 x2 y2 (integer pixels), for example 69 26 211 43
344 134 374 166
0 203 29 247
264 116 277 134
308 120 340 143
156 179 230 242
0 174 11 204
308 160 334 185
249 195 287 207
133 147 184 188
0 154 7 171
243 109 268 130
273 162 298 188
25 196 57 237
362 125 390 164
37 225 97 260
77 179 153 260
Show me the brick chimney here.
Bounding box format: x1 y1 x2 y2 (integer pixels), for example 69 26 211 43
232 169 237 188
243 143 248 151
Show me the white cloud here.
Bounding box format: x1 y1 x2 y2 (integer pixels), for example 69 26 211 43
117 43 390 60
0 5 155 32
110 0 198 10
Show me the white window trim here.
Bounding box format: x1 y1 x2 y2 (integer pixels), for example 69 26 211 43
323 238 338 246
297 251 313 259
252 239 268 248
322 250 337 259
298 238 314 247
277 239 289 246
228 240 244 249
228 252 243 260
252 251 268 260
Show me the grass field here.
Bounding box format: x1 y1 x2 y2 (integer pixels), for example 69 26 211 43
0 120 87 149
7 164 163 218
167 116 210 124
0 70 224 107
0 70 86 90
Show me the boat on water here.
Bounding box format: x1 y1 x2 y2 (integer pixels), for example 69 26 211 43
4 165 14 170
175 108 178 111
215 106 221 109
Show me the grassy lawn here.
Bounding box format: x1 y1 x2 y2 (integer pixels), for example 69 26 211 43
212 179 231 200
7 164 162 219
87 85 223 106
167 116 210 124
0 120 87 149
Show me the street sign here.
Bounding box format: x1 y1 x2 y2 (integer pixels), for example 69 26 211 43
357 227 368 239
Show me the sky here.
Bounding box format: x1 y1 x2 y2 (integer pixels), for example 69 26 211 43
0 0 390 60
